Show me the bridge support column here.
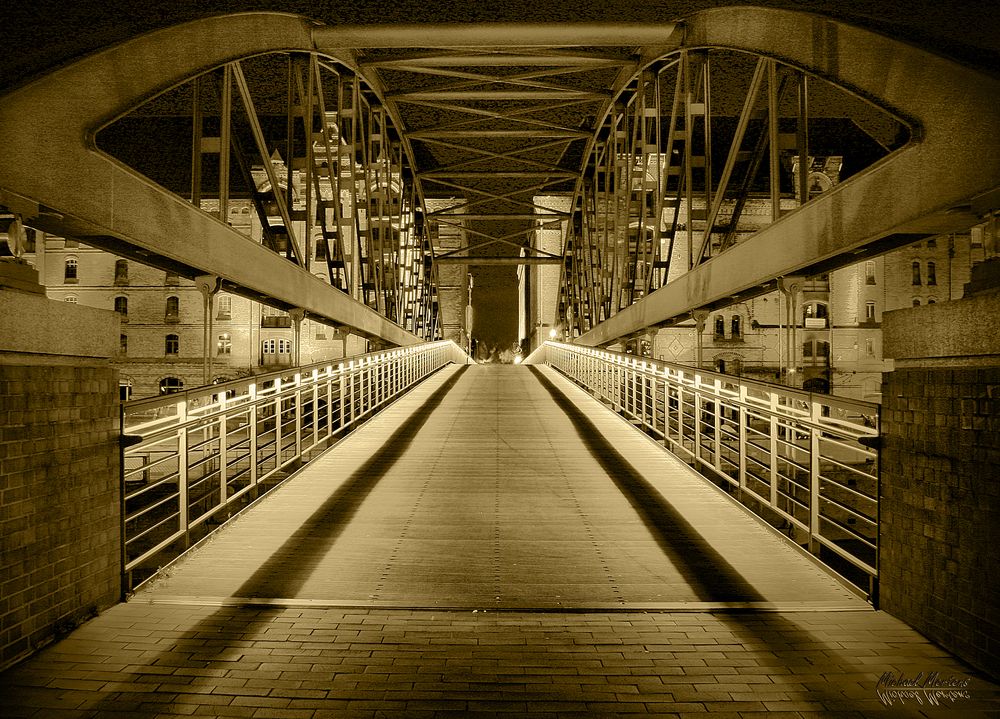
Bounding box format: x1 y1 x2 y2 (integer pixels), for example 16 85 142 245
288 308 305 366
881 265 1000 679
0 272 120 671
692 310 709 369
195 275 221 385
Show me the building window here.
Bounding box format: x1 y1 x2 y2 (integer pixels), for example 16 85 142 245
165 295 180 323
912 260 921 285
114 295 128 321
114 259 129 285
278 339 292 354
803 302 828 328
120 334 128 355
315 236 328 260
261 339 276 355
120 381 133 402
64 256 78 283
159 377 184 395
316 324 327 340
217 332 232 355
713 315 725 338
913 298 921 307
165 271 180 285
865 301 876 321
928 298 937 304
802 340 813 358
217 294 232 320
731 315 741 338
64 295 78 303
865 260 876 285
927 261 936 285
817 340 830 358
165 333 179 355
927 237 937 248
865 338 875 356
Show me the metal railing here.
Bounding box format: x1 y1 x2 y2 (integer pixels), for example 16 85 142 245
120 340 468 591
531 341 880 600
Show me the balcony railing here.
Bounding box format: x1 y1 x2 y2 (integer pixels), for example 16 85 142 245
261 315 292 328
120 340 469 592
530 341 880 601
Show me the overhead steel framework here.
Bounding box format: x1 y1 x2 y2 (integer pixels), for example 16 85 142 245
1 9 998 348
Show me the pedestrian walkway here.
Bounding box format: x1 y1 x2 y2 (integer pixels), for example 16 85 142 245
3 364 998 717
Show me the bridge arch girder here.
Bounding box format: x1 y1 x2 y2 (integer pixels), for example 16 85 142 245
573 6 1000 345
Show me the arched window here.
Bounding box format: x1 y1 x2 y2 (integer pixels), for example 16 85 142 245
278 339 292 354
713 315 725 338
216 294 232 320
114 259 129 284
912 260 921 285
803 302 828 328
731 315 741 338
114 295 128 321
261 339 276 354
927 261 937 285
217 332 232 355
913 298 921 307
165 333 179 355
64 256 78 283
928 298 937 304
165 295 179 322
159 377 184 395
64 295 78 303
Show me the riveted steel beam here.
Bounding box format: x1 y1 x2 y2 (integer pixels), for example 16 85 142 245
315 23 679 49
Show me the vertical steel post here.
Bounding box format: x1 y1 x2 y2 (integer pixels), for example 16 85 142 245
176 397 189 545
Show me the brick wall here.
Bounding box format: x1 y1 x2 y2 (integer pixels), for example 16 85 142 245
0 362 121 670
880 365 1000 678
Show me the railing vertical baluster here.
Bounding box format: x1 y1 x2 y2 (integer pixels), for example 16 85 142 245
339 363 347 429
713 377 722 473
176 397 189 544
218 390 228 503
294 372 303 461
738 384 748 493
311 368 320 446
769 391 779 509
249 382 258 489
809 399 822 555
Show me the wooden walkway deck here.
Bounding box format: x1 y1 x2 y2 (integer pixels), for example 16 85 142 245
136 364 863 611
6 364 1000 718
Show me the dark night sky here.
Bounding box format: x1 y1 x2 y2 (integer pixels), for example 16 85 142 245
472 266 519 348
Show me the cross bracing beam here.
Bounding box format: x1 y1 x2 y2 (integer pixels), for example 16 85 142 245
314 24 679 49
574 7 1000 346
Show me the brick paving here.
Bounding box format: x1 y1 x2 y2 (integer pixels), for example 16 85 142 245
3 365 999 717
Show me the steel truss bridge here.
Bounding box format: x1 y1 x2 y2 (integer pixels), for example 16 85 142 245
2 7 998 350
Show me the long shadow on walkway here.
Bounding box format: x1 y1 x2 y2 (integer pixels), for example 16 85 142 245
234 365 469 599
529 366 762 603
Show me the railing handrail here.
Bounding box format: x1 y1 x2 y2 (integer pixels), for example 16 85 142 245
542 341 879 425
123 340 454 415
120 339 469 592
533 340 880 601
